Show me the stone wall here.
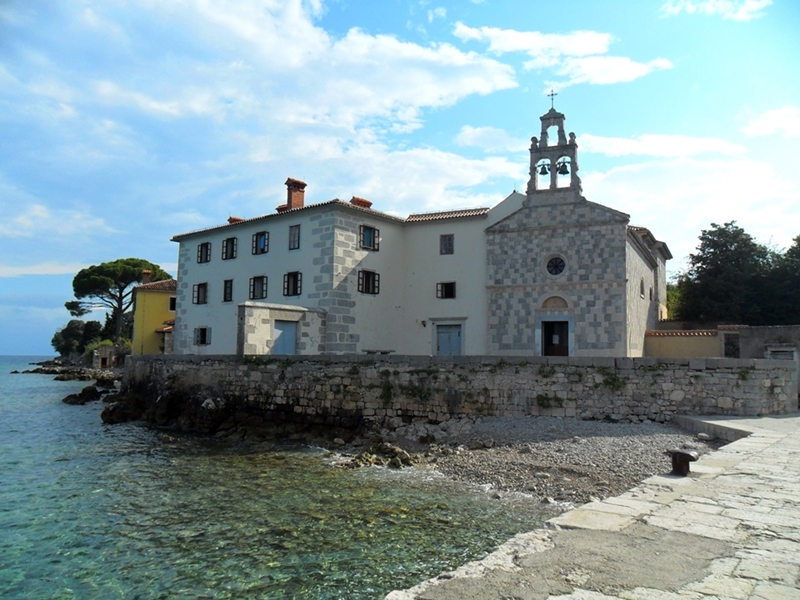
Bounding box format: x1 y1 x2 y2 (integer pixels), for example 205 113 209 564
123 354 798 432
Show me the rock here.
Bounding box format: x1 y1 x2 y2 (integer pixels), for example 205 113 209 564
483 438 495 448
333 437 346 446
100 392 145 424
697 432 712 441
62 385 102 405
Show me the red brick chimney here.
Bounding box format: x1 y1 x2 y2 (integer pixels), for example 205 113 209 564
284 178 307 211
228 216 245 224
350 196 373 209
141 269 152 284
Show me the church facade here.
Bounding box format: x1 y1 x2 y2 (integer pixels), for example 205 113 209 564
170 108 670 357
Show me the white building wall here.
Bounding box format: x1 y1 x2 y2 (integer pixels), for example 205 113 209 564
624 238 659 357
401 217 489 355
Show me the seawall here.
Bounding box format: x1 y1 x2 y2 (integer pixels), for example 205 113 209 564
121 355 798 434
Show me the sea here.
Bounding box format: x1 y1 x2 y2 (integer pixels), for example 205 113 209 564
0 355 552 599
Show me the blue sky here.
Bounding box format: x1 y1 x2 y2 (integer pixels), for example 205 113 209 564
1 0 798 355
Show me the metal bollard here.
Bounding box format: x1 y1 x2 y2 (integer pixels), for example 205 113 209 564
667 449 699 476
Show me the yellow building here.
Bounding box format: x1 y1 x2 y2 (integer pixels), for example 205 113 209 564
131 277 177 355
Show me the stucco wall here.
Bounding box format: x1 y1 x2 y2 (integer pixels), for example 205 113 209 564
132 289 175 355
125 355 798 431
644 332 722 358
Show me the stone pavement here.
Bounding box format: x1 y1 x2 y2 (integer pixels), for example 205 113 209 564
386 414 800 600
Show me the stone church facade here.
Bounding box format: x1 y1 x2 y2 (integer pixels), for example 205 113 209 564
487 108 671 356
170 108 669 357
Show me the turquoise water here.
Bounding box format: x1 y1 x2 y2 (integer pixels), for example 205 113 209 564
0 356 551 599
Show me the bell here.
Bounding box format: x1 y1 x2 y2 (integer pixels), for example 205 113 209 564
557 162 569 175
538 164 549 175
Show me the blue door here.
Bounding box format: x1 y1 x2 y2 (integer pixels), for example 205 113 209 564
436 324 462 356
273 320 297 355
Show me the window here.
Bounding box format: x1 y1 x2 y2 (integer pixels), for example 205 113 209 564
359 225 380 251
249 276 268 300
649 287 653 301
194 327 211 345
197 242 211 263
289 225 300 250
440 234 454 255
192 283 208 304
169 296 176 311
358 270 380 295
222 237 237 260
283 271 302 296
546 256 566 276
640 278 646 299
223 279 233 302
436 282 456 299
252 231 269 254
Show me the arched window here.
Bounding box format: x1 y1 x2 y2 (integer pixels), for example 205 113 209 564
542 295 568 309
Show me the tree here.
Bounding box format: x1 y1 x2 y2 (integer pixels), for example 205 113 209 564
674 222 773 324
674 222 800 326
67 258 171 342
764 234 800 325
51 319 103 356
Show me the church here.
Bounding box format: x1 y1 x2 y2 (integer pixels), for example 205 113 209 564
170 107 671 357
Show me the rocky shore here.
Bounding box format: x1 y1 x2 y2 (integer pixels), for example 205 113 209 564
45 364 723 506
343 416 724 505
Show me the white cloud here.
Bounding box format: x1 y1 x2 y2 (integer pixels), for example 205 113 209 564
582 157 798 271
659 0 772 21
580 133 745 157
455 125 528 153
453 22 671 89
549 56 673 88
95 81 183 116
0 262 89 278
741 106 800 138
454 22 611 61
428 7 446 23
0 203 115 239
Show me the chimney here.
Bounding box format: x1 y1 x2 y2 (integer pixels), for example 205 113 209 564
350 196 373 209
285 177 307 210
227 216 245 224
141 269 152 284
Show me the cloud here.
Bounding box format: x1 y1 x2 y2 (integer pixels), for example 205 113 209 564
0 263 90 278
0 202 115 239
453 23 611 62
659 0 772 21
580 133 745 157
548 56 672 89
455 125 528 153
428 7 446 23
582 157 798 271
741 106 800 138
453 22 671 89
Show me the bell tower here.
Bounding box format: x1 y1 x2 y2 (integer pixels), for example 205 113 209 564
526 105 581 195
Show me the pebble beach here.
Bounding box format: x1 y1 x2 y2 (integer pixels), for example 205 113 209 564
373 416 724 505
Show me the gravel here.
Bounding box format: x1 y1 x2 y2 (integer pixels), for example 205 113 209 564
382 416 726 505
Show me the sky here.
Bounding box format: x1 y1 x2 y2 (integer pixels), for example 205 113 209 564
1 0 798 355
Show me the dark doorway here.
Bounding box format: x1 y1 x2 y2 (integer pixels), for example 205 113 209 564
543 321 569 356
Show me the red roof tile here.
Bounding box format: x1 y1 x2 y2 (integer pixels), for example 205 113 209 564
406 208 490 222
171 200 404 241
135 279 177 292
645 330 717 337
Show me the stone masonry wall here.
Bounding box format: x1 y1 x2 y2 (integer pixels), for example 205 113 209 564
124 355 798 431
